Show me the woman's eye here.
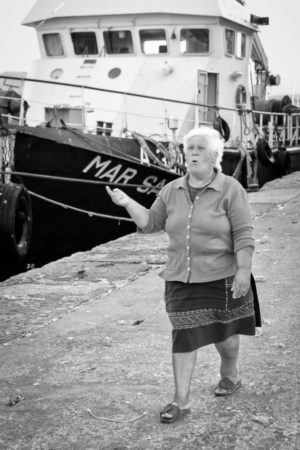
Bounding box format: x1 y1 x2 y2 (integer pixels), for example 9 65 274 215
187 148 202 153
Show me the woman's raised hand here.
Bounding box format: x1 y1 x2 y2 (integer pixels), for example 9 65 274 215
105 186 131 207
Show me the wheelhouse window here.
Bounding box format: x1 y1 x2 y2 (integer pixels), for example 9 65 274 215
236 32 246 58
103 30 134 54
180 29 209 53
225 29 235 55
139 29 168 54
43 33 64 57
71 32 98 55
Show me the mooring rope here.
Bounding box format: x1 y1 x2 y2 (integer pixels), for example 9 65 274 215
28 189 134 222
62 125 143 166
0 170 167 189
232 146 247 180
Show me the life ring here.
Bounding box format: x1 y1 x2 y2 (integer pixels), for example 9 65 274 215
256 138 275 167
0 183 32 261
235 85 247 109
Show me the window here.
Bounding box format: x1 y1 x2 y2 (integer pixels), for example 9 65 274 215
225 29 235 55
236 32 246 58
103 30 133 54
97 121 113 136
139 29 167 54
71 32 98 55
180 29 209 53
43 33 64 57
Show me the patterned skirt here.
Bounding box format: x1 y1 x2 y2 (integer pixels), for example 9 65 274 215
164 274 260 353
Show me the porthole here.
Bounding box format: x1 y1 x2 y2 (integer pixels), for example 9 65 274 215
108 67 121 79
50 68 63 80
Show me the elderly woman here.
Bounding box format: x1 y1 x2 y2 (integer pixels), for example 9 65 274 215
106 127 260 424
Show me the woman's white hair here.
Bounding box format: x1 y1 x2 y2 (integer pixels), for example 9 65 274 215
183 126 224 171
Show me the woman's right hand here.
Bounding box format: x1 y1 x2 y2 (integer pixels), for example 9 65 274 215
105 186 131 207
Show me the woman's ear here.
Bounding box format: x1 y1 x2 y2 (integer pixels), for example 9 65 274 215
212 151 218 164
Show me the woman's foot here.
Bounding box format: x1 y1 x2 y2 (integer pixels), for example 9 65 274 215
214 377 242 396
160 402 191 423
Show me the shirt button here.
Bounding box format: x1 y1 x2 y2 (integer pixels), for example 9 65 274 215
187 257 190 260
187 225 190 229
187 246 190 250
188 214 191 218
195 197 199 200
186 235 189 239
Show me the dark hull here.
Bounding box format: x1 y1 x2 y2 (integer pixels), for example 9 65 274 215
0 127 179 279
222 146 300 187
1 126 300 280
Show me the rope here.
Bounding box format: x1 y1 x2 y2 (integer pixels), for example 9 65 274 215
87 408 147 423
58 123 143 166
0 75 242 113
232 145 247 181
250 111 264 140
249 148 259 188
144 135 169 159
56 122 184 172
241 110 251 136
8 97 197 135
245 148 253 186
28 189 134 222
0 170 164 189
131 132 168 169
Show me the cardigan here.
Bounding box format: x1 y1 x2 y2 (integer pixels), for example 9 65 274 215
138 170 255 283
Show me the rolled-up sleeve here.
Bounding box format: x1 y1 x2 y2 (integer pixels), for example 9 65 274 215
137 192 167 234
228 183 255 254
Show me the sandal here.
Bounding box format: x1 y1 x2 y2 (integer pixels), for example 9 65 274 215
159 403 191 424
214 377 242 396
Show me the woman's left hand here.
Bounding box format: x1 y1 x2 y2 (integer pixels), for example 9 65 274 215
231 269 251 298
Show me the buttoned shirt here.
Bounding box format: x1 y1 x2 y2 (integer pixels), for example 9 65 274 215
138 170 254 283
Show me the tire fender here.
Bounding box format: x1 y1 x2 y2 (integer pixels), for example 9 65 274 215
274 147 291 175
0 183 32 261
256 138 275 167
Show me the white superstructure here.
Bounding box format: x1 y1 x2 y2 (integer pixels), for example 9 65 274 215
22 0 270 143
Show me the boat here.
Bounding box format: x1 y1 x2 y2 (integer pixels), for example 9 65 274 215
0 0 300 280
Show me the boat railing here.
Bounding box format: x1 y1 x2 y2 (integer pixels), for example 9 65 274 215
253 110 300 148
0 99 198 143
0 75 241 144
1 75 300 152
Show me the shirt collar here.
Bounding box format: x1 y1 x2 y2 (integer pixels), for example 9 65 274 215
174 169 225 192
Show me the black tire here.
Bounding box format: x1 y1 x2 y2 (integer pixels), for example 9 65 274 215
274 147 291 176
213 116 231 142
0 183 32 261
256 138 275 167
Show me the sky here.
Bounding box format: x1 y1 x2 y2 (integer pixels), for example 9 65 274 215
0 0 299 95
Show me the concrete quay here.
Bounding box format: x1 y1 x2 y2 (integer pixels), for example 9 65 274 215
0 172 299 450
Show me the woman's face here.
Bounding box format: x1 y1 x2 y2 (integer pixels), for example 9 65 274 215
185 136 217 176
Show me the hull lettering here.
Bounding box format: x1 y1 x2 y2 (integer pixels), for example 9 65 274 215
137 176 167 195
82 155 137 184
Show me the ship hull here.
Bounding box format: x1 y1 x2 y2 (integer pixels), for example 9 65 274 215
0 127 180 279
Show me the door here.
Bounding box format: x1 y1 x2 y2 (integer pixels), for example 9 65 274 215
197 71 218 124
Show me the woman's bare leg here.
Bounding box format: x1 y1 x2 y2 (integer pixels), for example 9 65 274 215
215 334 240 382
161 350 197 419
172 350 197 407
